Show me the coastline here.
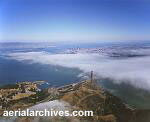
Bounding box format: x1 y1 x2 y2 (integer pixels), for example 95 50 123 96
1 80 150 122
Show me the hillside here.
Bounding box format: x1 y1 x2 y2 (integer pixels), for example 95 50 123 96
60 80 150 122
1 80 150 122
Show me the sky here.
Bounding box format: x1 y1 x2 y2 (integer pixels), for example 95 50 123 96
0 0 150 43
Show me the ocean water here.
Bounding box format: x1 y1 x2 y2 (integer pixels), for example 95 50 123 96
0 57 82 86
0 42 83 86
1 41 150 108
0 41 116 85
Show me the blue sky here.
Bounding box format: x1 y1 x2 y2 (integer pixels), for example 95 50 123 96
0 0 150 42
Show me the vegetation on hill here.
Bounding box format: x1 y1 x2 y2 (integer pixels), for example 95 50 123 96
61 80 150 122
1 80 150 122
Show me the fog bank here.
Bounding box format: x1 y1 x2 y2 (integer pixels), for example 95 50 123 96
7 51 150 90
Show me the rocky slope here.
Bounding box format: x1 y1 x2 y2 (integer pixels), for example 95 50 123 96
60 80 150 122
1 80 150 122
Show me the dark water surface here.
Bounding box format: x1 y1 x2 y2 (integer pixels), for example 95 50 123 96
0 57 82 86
1 42 150 109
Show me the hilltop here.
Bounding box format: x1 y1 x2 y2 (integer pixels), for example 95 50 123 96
59 80 150 122
1 80 150 122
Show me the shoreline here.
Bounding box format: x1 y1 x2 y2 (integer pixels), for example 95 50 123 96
1 80 150 122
